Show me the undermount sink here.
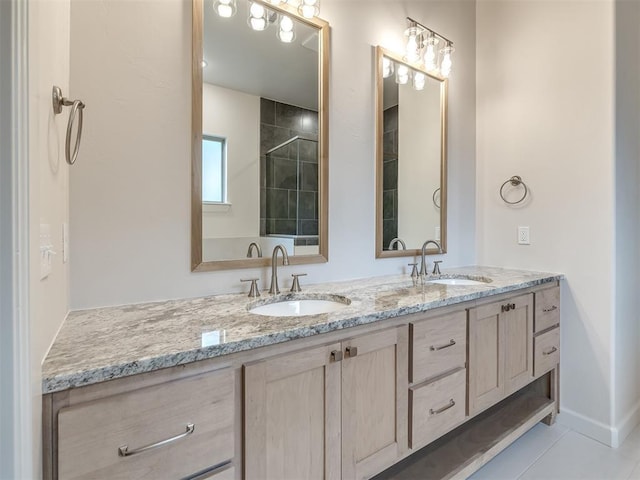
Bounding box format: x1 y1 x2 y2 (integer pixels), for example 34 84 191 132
427 275 492 286
249 294 351 317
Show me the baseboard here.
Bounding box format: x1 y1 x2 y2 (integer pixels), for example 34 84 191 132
557 408 614 447
612 400 640 448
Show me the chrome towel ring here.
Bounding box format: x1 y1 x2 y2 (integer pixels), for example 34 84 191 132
52 86 86 165
500 175 528 205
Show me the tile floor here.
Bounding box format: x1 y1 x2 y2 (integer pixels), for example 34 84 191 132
469 422 640 480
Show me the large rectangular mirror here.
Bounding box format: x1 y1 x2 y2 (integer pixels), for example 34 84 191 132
192 0 329 271
375 46 447 258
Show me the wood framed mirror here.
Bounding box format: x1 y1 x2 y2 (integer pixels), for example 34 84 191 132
192 0 329 271
375 46 448 259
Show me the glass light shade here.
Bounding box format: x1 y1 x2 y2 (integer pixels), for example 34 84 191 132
382 57 394 78
396 65 410 85
298 0 319 18
280 15 294 31
248 2 268 31
249 16 268 30
413 72 426 90
404 26 421 63
440 44 454 77
213 0 236 17
250 2 266 17
423 35 439 71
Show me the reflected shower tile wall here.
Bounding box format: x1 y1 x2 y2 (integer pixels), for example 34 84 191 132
383 105 399 249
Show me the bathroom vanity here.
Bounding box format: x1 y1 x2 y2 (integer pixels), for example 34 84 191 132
42 267 562 480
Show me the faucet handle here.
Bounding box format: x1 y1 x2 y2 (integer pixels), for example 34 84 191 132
241 278 261 298
432 261 443 275
290 273 307 293
408 263 419 279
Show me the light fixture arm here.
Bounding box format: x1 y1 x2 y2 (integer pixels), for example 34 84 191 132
405 16 454 47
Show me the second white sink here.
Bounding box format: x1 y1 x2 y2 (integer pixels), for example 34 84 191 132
427 275 492 286
249 295 351 317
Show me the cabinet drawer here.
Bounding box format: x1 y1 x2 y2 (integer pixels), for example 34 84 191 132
409 369 466 449
534 327 560 377
410 311 466 383
58 368 235 480
535 286 560 333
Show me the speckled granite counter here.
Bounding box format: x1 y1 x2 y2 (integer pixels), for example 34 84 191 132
42 266 563 394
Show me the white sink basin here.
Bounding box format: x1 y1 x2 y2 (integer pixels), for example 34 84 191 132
249 295 351 317
427 275 492 286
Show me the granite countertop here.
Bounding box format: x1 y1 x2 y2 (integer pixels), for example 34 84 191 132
42 266 563 394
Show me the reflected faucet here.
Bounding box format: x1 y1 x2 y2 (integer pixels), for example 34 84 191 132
420 240 442 277
269 245 290 294
388 238 406 250
247 242 262 258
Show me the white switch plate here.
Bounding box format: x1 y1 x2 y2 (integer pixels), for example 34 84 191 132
62 223 69 263
518 226 530 245
40 223 52 279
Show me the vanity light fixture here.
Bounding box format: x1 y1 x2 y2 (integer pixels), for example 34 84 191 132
382 57 395 78
402 17 454 78
213 0 237 18
413 71 426 90
396 64 410 85
298 0 319 19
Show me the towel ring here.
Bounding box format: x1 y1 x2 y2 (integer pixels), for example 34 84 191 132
52 86 86 165
500 175 528 205
432 188 441 209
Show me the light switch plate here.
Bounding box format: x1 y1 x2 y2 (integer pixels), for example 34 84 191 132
40 223 52 279
63 223 69 263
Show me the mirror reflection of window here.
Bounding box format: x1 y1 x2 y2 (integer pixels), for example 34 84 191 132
202 135 227 204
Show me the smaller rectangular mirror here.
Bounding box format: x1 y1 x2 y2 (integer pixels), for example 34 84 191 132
375 46 448 258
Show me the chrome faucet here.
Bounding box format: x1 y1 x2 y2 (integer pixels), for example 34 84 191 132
269 245 290 294
388 237 406 250
246 242 262 258
420 240 442 277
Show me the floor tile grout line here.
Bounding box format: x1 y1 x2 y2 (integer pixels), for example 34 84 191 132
514 426 572 479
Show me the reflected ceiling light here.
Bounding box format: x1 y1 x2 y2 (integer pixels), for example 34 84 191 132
278 15 295 43
298 0 319 19
213 0 237 18
382 57 394 78
402 17 454 78
248 2 268 30
202 60 208 68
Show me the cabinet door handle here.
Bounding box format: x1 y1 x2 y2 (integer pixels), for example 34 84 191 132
118 423 194 457
543 305 558 313
330 350 343 362
345 346 358 358
429 399 455 415
501 304 511 312
430 339 456 351
543 346 558 356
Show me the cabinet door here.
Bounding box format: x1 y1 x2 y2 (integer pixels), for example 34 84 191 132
341 327 408 480
244 342 341 480
468 301 504 416
503 293 534 396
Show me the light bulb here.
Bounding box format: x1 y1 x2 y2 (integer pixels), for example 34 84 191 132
278 29 295 42
440 44 454 77
404 26 421 63
413 72 426 90
280 15 294 32
250 2 265 17
396 65 410 85
298 0 319 18
250 16 267 30
201 60 208 68
213 0 236 17
382 57 394 78
248 2 268 31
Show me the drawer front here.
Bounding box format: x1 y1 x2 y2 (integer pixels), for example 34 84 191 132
535 286 560 333
534 327 560 377
410 310 467 383
58 368 235 480
409 369 466 449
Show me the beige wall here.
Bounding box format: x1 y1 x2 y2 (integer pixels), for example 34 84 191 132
69 0 477 309
477 0 621 445
28 0 71 473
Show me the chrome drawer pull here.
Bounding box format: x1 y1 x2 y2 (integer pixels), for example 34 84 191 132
430 339 456 351
118 423 195 457
543 346 558 356
543 305 558 313
430 399 455 415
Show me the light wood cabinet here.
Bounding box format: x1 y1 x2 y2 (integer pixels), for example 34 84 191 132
244 326 407 480
468 293 533 416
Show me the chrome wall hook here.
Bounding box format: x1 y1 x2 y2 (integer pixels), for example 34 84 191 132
52 86 86 165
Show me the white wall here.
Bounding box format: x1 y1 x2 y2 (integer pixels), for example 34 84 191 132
69 0 476 309
28 0 71 473
398 81 442 246
202 83 260 243
613 0 640 446
477 0 620 445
